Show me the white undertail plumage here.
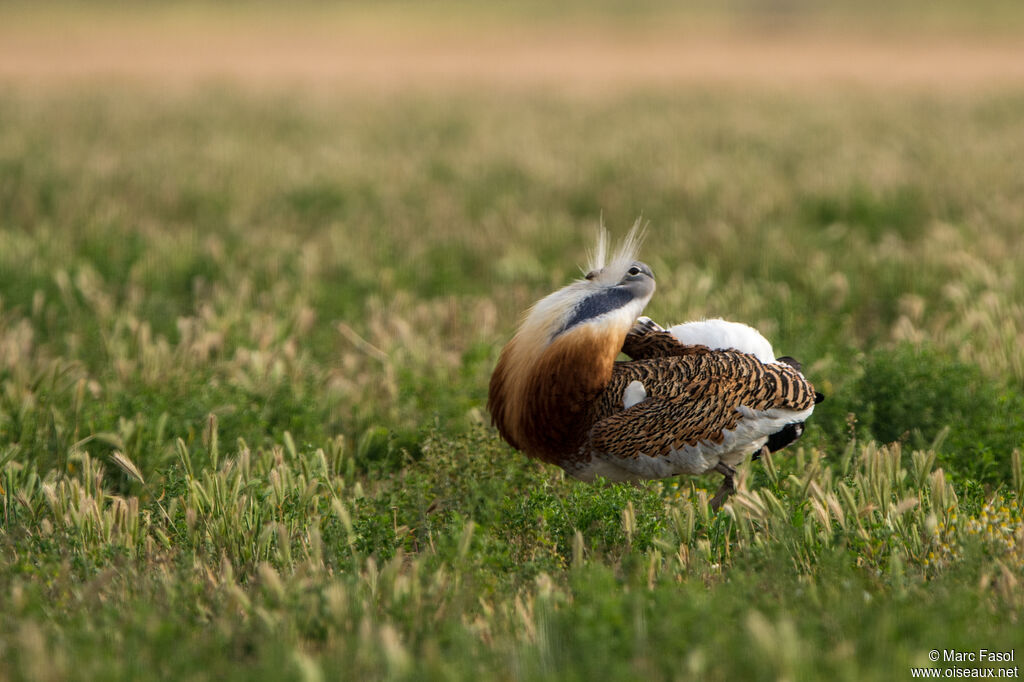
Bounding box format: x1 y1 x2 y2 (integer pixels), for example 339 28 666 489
666 318 777 364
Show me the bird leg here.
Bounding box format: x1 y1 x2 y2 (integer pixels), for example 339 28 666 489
709 462 736 511
751 444 771 462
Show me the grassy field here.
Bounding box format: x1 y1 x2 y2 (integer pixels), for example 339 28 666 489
2 6 1024 679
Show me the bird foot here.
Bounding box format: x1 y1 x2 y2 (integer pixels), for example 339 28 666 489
709 462 736 511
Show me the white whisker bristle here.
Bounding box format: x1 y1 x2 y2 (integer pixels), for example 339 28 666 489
586 228 609 275
586 220 646 284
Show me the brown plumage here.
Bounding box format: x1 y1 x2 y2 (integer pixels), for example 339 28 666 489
590 346 817 461
488 227 821 506
490 324 624 462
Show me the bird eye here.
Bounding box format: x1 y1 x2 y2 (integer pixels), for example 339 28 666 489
627 266 641 276
585 270 597 280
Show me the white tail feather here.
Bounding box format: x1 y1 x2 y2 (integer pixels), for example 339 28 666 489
666 318 777 364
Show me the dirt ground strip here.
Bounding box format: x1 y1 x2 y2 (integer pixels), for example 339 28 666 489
2 19 1024 92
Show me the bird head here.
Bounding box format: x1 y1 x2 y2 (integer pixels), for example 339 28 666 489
488 224 654 459
512 224 654 349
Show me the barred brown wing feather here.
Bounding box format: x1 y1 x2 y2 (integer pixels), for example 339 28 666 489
591 394 731 461
621 328 698 360
589 351 816 462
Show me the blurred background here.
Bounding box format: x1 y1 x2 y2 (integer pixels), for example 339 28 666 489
2 4 1024 680
2 0 1024 470
3 0 1024 90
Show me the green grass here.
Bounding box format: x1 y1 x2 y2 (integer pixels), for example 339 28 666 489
2 86 1024 680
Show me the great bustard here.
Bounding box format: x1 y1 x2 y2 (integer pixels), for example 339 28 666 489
488 226 822 508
